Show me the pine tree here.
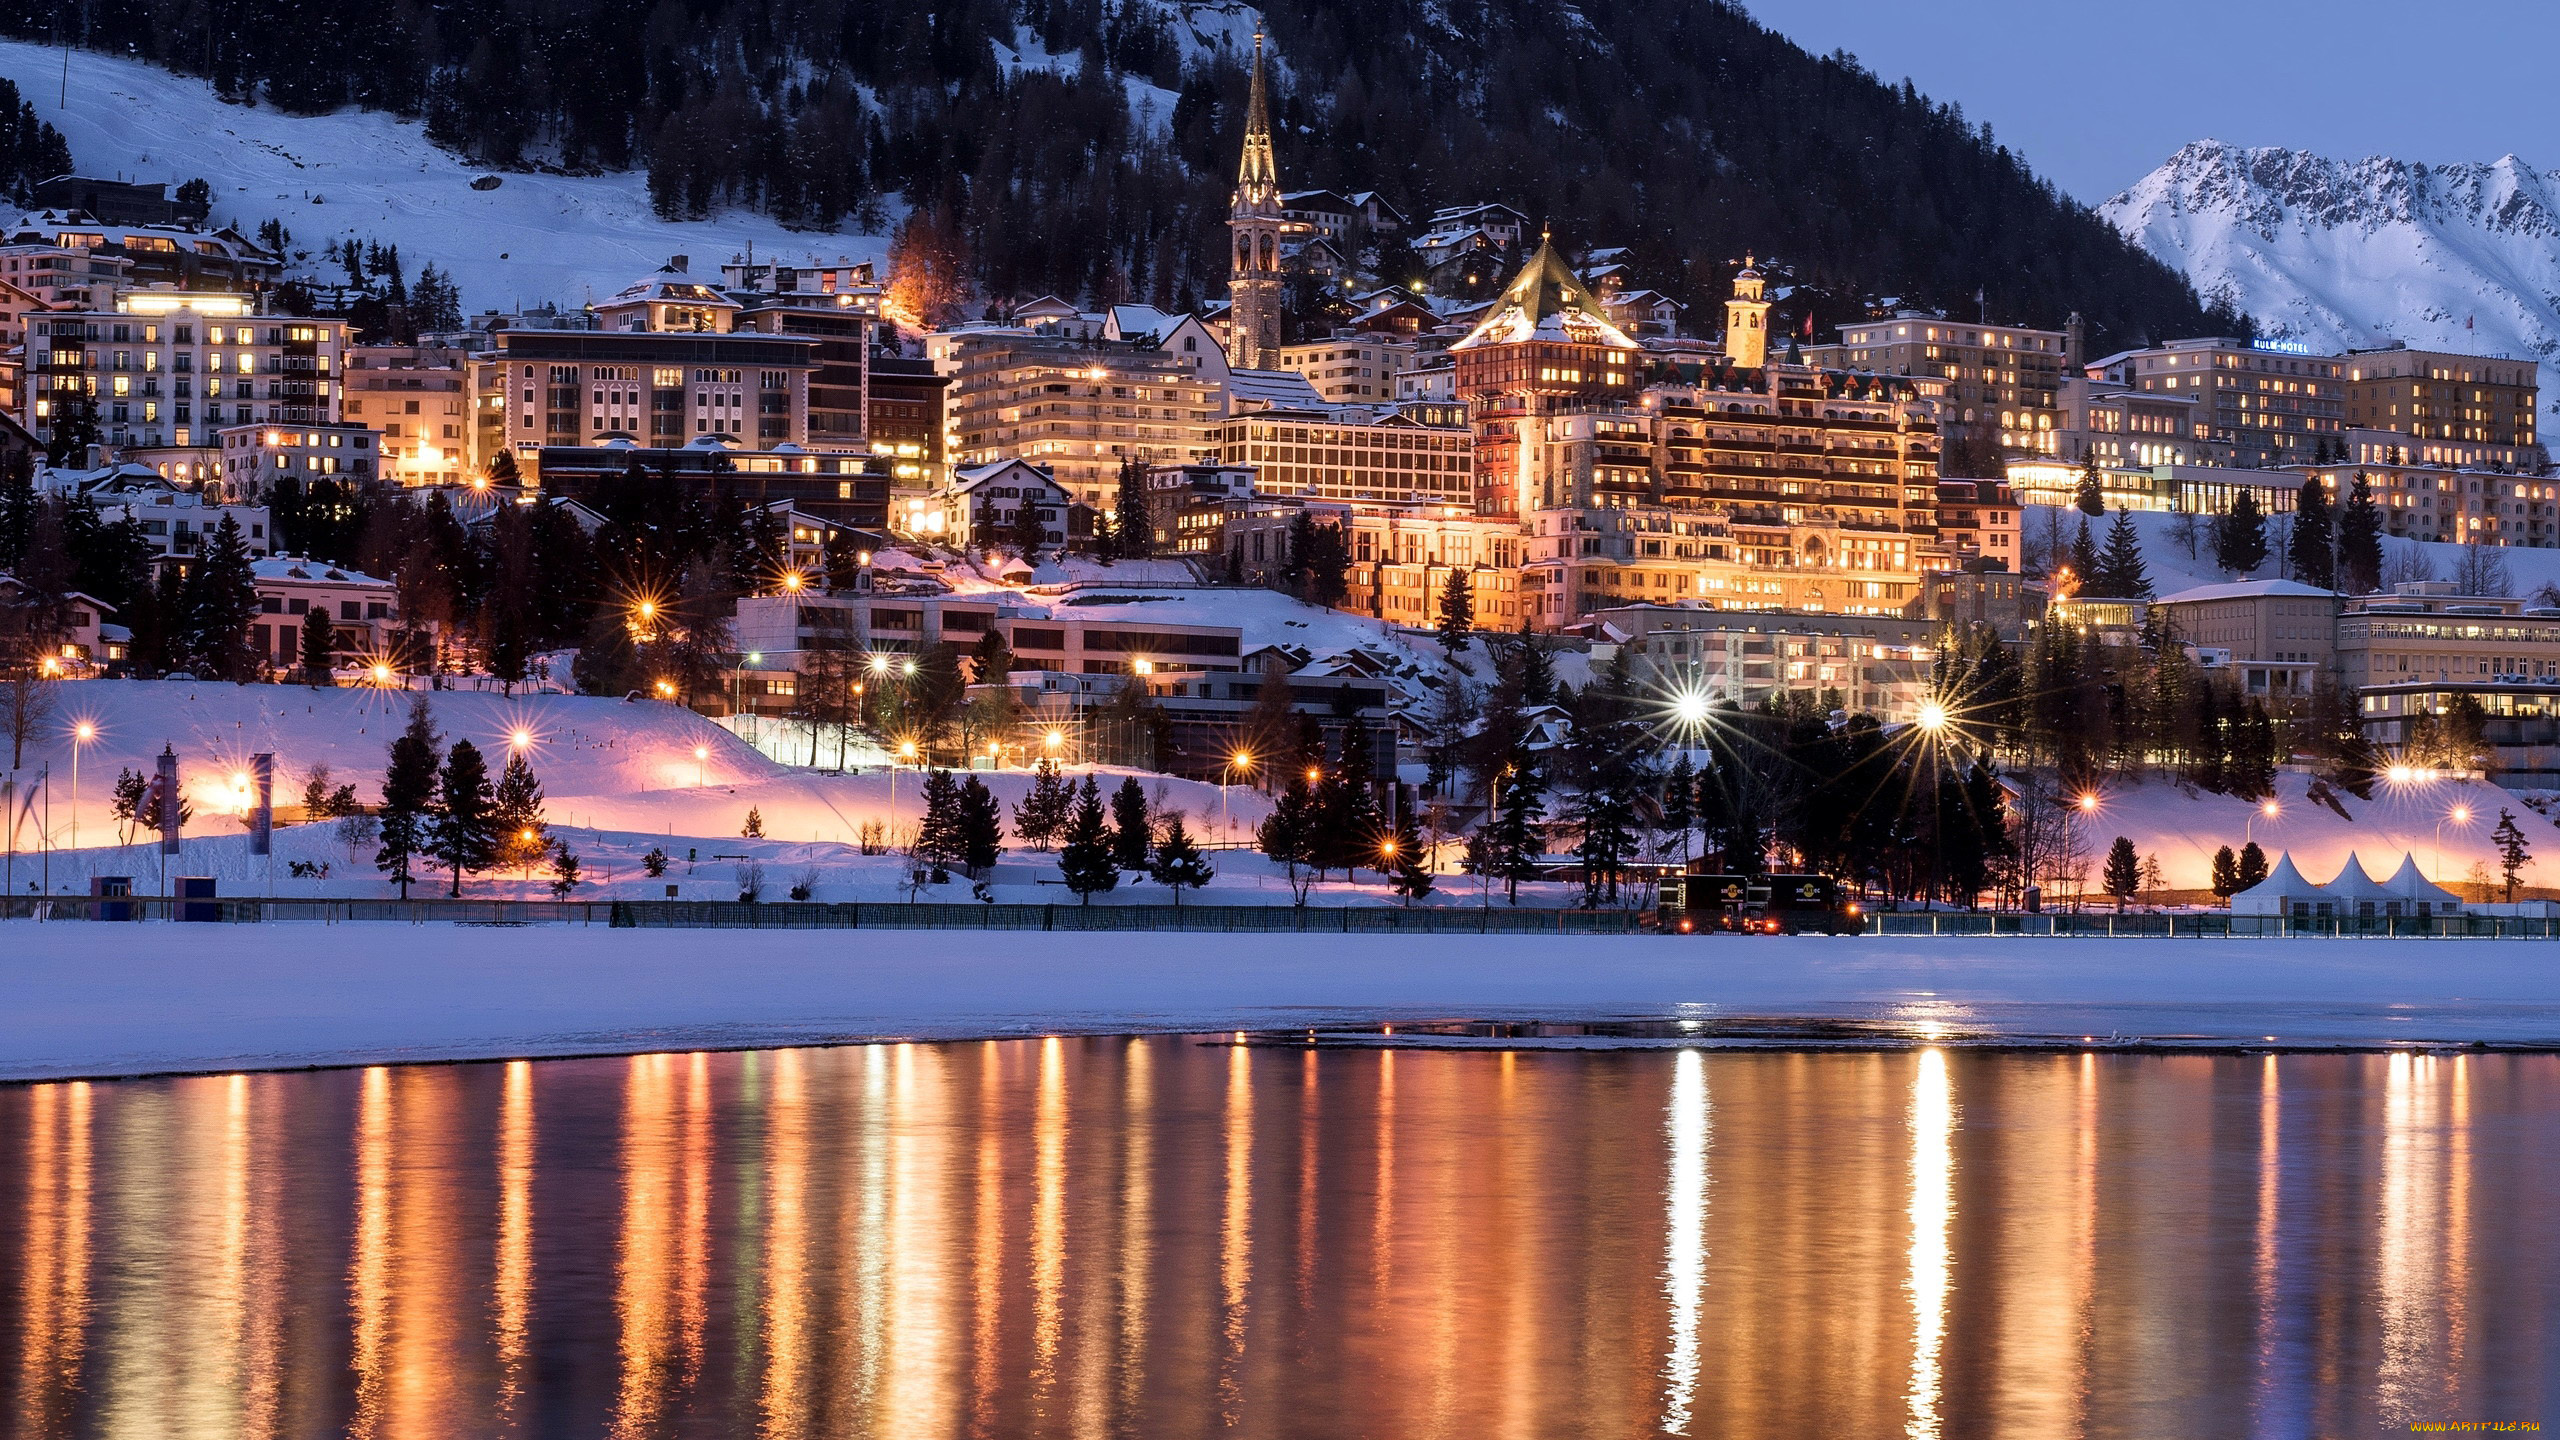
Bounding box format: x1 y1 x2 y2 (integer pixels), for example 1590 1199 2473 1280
1490 749 1548 904
376 697 442 899
1012 757 1072 849
186 512 263 681
2210 844 2239 898
1258 769 1319 905
1514 624 1558 707
491 750 547 874
2338 472 2384 594
2096 508 2152 598
2214 490 2268 575
2493 809 2532 901
2067 515 2101 587
1010 495 1047 563
1660 753 1697 860
914 768 965 881
2103 836 2141 911
1385 808 1434 904
1147 814 1215 906
1114 457 1152 558
1326 715 1385 879
2289 477 2336 589
1109 775 1151 869
548 843 583 899
958 775 1004 875
2236 841 2270 892
970 628 1014 684
1434 567 1474 653
1058 776 1119 903
2074 453 2105 517
298 605 335 686
431 738 499 897
741 805 766 838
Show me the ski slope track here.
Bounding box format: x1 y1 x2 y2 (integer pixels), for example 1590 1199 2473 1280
2104 140 2560 399
0 39 889 312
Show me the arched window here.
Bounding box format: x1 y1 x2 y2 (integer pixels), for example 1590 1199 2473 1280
1237 238 1251 270
1258 234 1275 269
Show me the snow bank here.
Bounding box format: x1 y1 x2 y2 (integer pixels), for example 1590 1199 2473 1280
4 925 2556 1081
2069 770 2560 893
0 40 885 312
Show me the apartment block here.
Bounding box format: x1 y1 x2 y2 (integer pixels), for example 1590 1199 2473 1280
939 331 1217 510
1816 314 2069 457
24 292 345 455
1277 335 1415 403
471 329 820 462
2098 337 2346 469
1207 406 1472 506
2343 345 2536 449
346 342 472 484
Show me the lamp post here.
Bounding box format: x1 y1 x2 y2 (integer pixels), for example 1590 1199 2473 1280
2247 798 2278 850
1224 748 1253 845
694 744 709 789
2438 802 2472 883
69 720 93 851
892 739 919 847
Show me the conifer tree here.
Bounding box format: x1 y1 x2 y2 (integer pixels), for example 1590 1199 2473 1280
2074 452 2105 516
1113 457 1151 558
1146 814 1215 906
1490 749 1549 905
1012 757 1072 849
548 843 582 899
2103 836 2141 911
1325 715 1385 879
1010 496 1047 564
2493 809 2532 901
1660 753 1697 861
1058 776 1119 904
186 512 263 681
2289 477 2336 589
431 738 499 897
2338 472 2384 593
2210 844 2239 898
376 697 442 899
2096 508 2152 598
2067 515 2101 587
1109 775 1152 869
958 775 1004 874
2236 841 2270 893
914 768 965 881
970 628 1014 685
1385 808 1434 904
1258 769 1319 904
1434 567 1474 654
741 805 765 838
491 750 547 875
298 605 335 687
2214 490 2268 575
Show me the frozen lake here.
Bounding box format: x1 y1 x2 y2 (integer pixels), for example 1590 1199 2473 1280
5 1041 2554 1435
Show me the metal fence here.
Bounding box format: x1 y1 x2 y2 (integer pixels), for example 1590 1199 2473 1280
0 894 1645 934
6 895 2554 938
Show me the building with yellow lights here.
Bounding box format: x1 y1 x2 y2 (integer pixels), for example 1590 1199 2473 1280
214 422 382 498
1593 602 1940 720
24 293 346 457
247 556 400 669
939 330 1217 511
1207 405 1472 506
346 341 472 485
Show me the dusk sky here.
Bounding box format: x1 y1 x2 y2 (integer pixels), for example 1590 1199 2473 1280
1736 0 2560 203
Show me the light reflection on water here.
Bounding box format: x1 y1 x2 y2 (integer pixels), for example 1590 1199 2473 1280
3 1044 2555 1436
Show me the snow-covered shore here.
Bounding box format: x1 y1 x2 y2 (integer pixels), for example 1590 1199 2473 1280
6 924 2558 1082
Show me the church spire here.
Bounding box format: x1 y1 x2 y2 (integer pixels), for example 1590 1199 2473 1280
1238 29 1277 193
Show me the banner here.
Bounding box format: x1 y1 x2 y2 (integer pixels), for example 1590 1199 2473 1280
250 753 273 857
157 748 181 857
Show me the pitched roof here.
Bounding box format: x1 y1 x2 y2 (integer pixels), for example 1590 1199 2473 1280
1449 236 1639 351
2154 579 2340 605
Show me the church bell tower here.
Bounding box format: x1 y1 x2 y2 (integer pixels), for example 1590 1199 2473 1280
1724 256 1770 369
1226 31 1283 371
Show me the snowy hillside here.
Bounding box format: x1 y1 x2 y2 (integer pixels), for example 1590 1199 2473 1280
2024 503 2560 603
2101 140 2560 398
0 40 886 312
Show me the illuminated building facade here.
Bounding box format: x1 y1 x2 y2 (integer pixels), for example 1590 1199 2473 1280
24 292 344 454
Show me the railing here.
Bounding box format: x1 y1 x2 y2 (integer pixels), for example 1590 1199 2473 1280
0 895 1646 934
9 896 2551 938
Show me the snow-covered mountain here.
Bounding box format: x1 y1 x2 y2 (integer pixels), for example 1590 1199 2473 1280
2101 140 2560 400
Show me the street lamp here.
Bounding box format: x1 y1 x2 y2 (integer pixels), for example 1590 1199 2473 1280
891 739 920 847
2248 798 2278 849
68 719 94 850
1916 699 1949 734
694 743 709 787
1224 748 1253 843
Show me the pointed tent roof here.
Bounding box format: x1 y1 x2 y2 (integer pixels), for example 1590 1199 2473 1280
2382 852 2463 904
2322 851 2394 902
1449 235 1639 351
2231 851 2323 914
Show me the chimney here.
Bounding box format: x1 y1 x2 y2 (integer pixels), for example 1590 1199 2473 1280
667 254 689 274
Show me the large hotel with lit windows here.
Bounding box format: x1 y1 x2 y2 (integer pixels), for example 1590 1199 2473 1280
24 291 347 489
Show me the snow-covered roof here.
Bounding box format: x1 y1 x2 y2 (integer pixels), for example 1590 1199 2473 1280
1450 238 1639 352
1224 368 1326 411
2382 852 2463 904
1104 304 1182 342
2321 852 2395 902
2230 851 2322 913
602 273 738 310
252 557 389 587
2153 579 2341 606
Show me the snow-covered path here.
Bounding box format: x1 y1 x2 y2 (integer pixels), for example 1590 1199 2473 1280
6 924 2557 1081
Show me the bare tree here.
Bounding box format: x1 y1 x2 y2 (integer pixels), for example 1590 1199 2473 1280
2379 539 2438 591
1 665 55 770
2452 539 2513 597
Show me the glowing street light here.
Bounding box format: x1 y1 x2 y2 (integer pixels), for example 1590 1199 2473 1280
68 718 95 849
2077 792 2101 814
509 727 534 752
1916 699 1950 734
869 654 891 677
694 743 710 787
1671 689 1710 727
780 570 805 593
654 679 676 700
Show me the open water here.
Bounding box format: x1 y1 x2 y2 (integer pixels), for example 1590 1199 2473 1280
3 1040 2555 1435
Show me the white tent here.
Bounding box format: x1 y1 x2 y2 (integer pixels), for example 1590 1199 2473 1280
2231 852 2325 916
2322 852 2396 918
2382 852 2464 915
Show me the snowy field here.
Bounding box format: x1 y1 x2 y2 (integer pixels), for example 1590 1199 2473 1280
0 39 885 312
3 925 2557 1081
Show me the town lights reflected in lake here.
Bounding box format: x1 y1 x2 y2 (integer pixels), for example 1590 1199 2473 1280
4 1043 2555 1436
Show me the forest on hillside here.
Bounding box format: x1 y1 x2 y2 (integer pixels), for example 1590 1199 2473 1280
10 0 2235 343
